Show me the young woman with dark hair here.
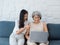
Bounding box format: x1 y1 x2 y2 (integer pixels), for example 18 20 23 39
9 9 29 45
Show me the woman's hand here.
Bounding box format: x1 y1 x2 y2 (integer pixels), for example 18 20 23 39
24 25 30 31
16 28 25 34
16 25 30 35
16 30 20 34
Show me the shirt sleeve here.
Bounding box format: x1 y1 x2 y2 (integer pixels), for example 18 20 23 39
13 20 19 34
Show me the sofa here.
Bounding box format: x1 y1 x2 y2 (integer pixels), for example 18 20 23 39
0 21 60 45
47 24 60 45
0 21 15 45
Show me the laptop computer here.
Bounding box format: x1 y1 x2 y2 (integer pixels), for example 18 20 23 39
30 31 48 43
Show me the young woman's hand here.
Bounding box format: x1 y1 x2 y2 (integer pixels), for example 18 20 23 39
16 28 25 34
25 25 30 31
16 30 20 34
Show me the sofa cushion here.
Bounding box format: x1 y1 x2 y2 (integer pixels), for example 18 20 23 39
47 24 60 40
49 40 60 45
0 21 15 37
0 38 9 45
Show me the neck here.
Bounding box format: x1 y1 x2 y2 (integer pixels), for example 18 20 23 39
34 21 40 24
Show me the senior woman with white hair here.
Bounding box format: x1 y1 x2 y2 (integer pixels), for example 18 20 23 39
25 11 49 45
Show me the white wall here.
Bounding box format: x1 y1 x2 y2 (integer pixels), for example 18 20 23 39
0 0 60 23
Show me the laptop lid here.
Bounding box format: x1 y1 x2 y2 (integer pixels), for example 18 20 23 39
30 31 48 43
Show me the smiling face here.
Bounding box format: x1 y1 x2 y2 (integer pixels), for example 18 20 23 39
33 15 41 23
32 11 42 23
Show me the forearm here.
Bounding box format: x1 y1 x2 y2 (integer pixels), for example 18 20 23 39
25 35 29 40
43 22 48 32
25 30 30 40
16 27 25 34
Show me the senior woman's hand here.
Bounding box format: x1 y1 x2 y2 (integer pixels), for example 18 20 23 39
16 28 25 34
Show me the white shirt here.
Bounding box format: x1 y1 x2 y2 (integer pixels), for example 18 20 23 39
12 20 29 39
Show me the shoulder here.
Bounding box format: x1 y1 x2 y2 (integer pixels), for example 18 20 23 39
15 20 19 23
15 20 19 26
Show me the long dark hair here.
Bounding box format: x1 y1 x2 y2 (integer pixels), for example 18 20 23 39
19 9 28 28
